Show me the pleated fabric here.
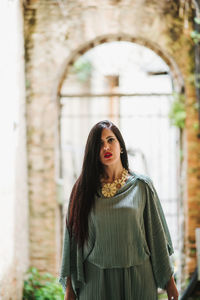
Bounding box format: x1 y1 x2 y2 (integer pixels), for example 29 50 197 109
58 171 174 299
77 258 158 300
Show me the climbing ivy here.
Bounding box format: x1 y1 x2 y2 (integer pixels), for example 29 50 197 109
191 17 200 89
190 15 200 134
190 17 200 44
169 92 186 129
73 57 92 82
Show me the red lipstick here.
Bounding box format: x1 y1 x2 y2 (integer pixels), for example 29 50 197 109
104 152 112 158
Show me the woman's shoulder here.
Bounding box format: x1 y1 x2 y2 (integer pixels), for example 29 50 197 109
129 170 154 192
129 169 152 182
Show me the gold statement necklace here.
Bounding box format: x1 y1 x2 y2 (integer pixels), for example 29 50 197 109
101 168 129 198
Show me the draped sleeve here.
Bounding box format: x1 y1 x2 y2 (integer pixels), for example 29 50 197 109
58 210 95 296
139 175 174 289
58 226 85 297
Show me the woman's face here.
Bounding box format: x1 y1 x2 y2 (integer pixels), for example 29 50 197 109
99 128 122 167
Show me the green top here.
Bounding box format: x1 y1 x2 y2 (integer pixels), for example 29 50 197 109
59 171 174 295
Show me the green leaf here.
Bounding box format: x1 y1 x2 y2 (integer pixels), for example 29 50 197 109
168 93 186 129
23 267 64 299
73 57 92 82
194 17 200 24
193 122 199 130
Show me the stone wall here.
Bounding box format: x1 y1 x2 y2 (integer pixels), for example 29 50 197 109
24 0 200 286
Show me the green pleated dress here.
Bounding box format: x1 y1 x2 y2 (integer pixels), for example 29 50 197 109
59 171 174 300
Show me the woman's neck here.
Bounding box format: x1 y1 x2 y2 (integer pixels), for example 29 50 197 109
102 164 125 182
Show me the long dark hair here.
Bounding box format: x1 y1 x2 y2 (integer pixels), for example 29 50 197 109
67 120 129 248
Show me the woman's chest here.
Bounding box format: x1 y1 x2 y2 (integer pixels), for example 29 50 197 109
92 185 146 232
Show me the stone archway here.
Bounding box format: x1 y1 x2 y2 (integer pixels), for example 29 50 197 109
54 33 184 99
24 1 199 286
54 34 186 285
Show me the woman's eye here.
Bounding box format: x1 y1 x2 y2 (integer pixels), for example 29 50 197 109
100 138 114 146
108 138 114 143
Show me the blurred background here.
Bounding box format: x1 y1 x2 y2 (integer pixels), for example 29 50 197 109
0 0 200 299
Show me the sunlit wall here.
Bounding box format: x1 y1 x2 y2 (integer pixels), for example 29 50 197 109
0 0 29 299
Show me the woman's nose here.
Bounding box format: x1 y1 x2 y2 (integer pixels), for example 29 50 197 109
104 144 110 151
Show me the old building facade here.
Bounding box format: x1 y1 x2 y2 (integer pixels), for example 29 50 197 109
1 0 200 299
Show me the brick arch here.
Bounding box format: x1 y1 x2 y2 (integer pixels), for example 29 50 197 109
54 33 184 99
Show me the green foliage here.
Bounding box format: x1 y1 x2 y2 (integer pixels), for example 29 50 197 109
191 17 200 44
169 93 186 129
194 17 200 25
73 57 92 82
23 267 64 300
191 30 200 44
158 292 167 299
193 121 200 131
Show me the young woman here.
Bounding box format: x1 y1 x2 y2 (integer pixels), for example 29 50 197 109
59 120 179 300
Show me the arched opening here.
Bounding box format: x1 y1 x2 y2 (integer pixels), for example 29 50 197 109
55 37 185 292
